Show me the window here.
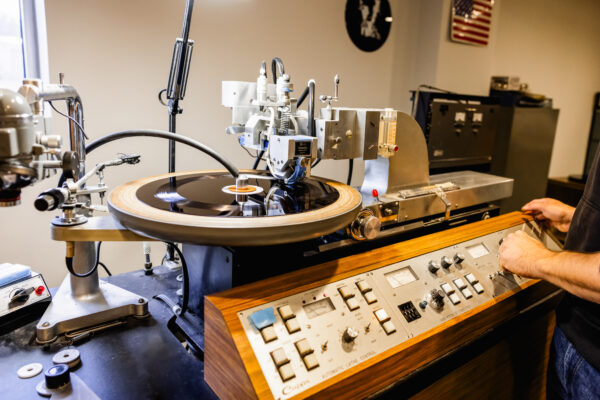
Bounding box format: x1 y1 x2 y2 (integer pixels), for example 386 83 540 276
0 0 48 90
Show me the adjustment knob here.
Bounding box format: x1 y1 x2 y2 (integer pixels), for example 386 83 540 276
350 210 381 241
441 256 453 269
428 261 441 273
9 288 30 304
44 364 70 390
342 327 359 343
359 215 381 240
454 253 466 264
426 289 445 311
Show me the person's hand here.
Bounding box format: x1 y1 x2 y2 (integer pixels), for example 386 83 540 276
498 230 551 278
521 198 575 232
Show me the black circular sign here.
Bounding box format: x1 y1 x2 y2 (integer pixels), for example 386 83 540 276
345 0 392 52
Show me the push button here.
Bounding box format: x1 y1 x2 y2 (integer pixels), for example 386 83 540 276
249 307 277 330
356 280 372 293
261 326 277 343
278 363 295 381
465 273 478 284
374 308 390 323
363 291 377 304
270 348 289 367
473 282 484 294
453 278 467 290
448 293 461 305
285 317 301 334
278 305 294 321
382 320 396 335
461 288 473 299
441 283 454 294
294 339 313 357
338 286 354 299
346 297 360 311
303 353 319 370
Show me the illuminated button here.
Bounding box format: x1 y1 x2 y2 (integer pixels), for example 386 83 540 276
363 291 378 304
345 297 360 311
465 273 478 284
285 317 301 334
473 282 484 294
382 320 396 335
356 280 372 293
448 293 461 305
250 307 277 330
374 308 390 323
261 326 277 343
441 283 454 294
453 278 467 290
461 288 473 299
295 339 313 357
270 348 289 367
278 363 295 381
278 305 294 321
338 286 354 299
303 353 319 370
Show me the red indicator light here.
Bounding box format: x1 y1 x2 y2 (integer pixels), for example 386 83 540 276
35 286 45 295
372 189 379 198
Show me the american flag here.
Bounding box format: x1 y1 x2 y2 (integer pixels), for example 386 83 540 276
450 0 494 46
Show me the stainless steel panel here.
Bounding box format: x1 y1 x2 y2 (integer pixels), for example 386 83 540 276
363 171 513 225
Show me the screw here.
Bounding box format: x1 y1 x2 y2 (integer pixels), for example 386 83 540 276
138 298 145 304
42 322 50 327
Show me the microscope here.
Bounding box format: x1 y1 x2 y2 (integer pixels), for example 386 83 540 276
0 78 148 343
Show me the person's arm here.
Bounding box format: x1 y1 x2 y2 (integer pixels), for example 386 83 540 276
522 198 575 232
499 230 600 304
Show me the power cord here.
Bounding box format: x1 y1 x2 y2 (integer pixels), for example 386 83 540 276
65 241 106 278
163 242 189 315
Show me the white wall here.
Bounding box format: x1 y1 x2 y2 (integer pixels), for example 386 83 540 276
424 0 600 177
1 0 599 286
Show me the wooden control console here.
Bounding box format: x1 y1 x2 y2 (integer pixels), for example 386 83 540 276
205 212 561 399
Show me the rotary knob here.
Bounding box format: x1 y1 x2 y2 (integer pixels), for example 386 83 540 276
426 289 445 311
342 327 359 343
350 210 381 240
454 253 466 264
441 256 453 269
428 261 441 273
359 215 381 240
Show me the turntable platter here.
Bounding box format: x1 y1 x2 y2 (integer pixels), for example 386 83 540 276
108 170 362 246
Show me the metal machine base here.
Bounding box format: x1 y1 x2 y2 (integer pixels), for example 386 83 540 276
36 274 149 343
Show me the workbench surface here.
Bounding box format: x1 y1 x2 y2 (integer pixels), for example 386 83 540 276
0 267 219 400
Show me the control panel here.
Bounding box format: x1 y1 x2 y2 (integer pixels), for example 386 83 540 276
237 222 553 399
0 273 50 318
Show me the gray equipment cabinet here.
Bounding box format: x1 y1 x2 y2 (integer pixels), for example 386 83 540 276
491 107 559 212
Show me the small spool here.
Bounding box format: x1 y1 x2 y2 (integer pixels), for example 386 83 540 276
52 348 81 369
17 362 43 379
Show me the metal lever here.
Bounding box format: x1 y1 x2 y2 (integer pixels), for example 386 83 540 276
433 187 452 221
319 74 340 105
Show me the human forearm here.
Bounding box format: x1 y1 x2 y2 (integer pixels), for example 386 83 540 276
535 251 600 304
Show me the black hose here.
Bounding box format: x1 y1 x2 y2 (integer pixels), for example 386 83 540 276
165 242 189 315
347 159 354 185
271 57 285 83
58 129 239 187
311 158 321 168
65 241 102 278
297 86 309 108
252 150 265 170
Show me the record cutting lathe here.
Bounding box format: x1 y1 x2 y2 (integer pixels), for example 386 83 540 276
1 55 557 400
